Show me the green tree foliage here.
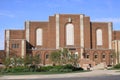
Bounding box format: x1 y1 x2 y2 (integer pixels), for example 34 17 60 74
24 55 33 66
3 57 11 68
50 48 80 67
60 48 69 65
113 63 120 69
69 54 80 67
33 54 41 65
50 51 61 65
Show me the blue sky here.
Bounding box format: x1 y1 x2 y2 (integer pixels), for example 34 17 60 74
0 0 120 50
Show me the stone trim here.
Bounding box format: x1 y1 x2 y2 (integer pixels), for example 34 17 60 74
56 14 60 49
21 40 25 58
26 21 30 42
6 30 10 57
80 15 84 59
108 22 112 49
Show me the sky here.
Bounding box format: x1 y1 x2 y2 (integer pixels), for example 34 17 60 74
0 0 120 50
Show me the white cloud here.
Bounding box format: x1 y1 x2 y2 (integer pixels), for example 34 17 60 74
92 17 120 23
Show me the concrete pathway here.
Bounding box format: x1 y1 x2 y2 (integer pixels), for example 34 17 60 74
0 70 120 80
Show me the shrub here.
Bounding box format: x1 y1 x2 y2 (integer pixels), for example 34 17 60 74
0 67 5 74
63 64 73 69
59 69 72 72
40 66 53 72
12 66 25 72
1 64 83 73
39 65 74 72
72 67 83 71
48 64 83 72
113 64 120 69
49 69 58 72
49 68 72 72
53 65 63 69
63 64 83 71
1 66 33 73
29 65 38 72
0 67 3 72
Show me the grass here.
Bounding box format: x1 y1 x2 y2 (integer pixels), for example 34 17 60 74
0 70 88 75
107 67 120 73
108 67 120 70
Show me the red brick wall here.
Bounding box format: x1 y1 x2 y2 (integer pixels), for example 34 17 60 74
28 22 48 48
91 22 109 49
59 14 81 47
112 31 120 40
10 30 25 39
48 16 56 48
5 30 26 57
0 50 5 63
9 40 26 57
84 16 91 48
85 49 114 66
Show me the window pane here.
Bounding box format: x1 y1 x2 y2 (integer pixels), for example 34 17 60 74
96 29 103 45
36 28 43 45
102 54 105 58
87 55 89 58
94 53 98 59
12 44 19 48
46 54 49 59
66 23 74 45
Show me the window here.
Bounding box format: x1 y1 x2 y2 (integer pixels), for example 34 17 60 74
86 54 89 59
66 23 74 45
74 52 78 58
96 29 103 46
102 55 105 58
102 53 106 59
94 53 98 59
36 28 43 46
94 55 98 59
110 53 113 58
12 44 19 48
46 54 49 59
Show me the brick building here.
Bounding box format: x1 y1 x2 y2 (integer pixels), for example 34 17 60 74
3 14 120 67
0 50 5 64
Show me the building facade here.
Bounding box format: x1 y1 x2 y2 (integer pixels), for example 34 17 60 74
3 14 120 67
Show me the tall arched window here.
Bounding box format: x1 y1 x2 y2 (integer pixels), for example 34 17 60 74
96 29 103 45
66 23 74 45
36 28 43 46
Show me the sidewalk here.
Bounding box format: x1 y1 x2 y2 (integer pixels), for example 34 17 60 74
0 70 120 80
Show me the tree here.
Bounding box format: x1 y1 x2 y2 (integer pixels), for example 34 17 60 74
16 57 24 66
3 57 11 69
50 48 71 65
60 48 69 65
33 54 41 65
50 48 80 67
69 54 80 67
24 55 33 66
50 51 61 65
23 54 41 66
